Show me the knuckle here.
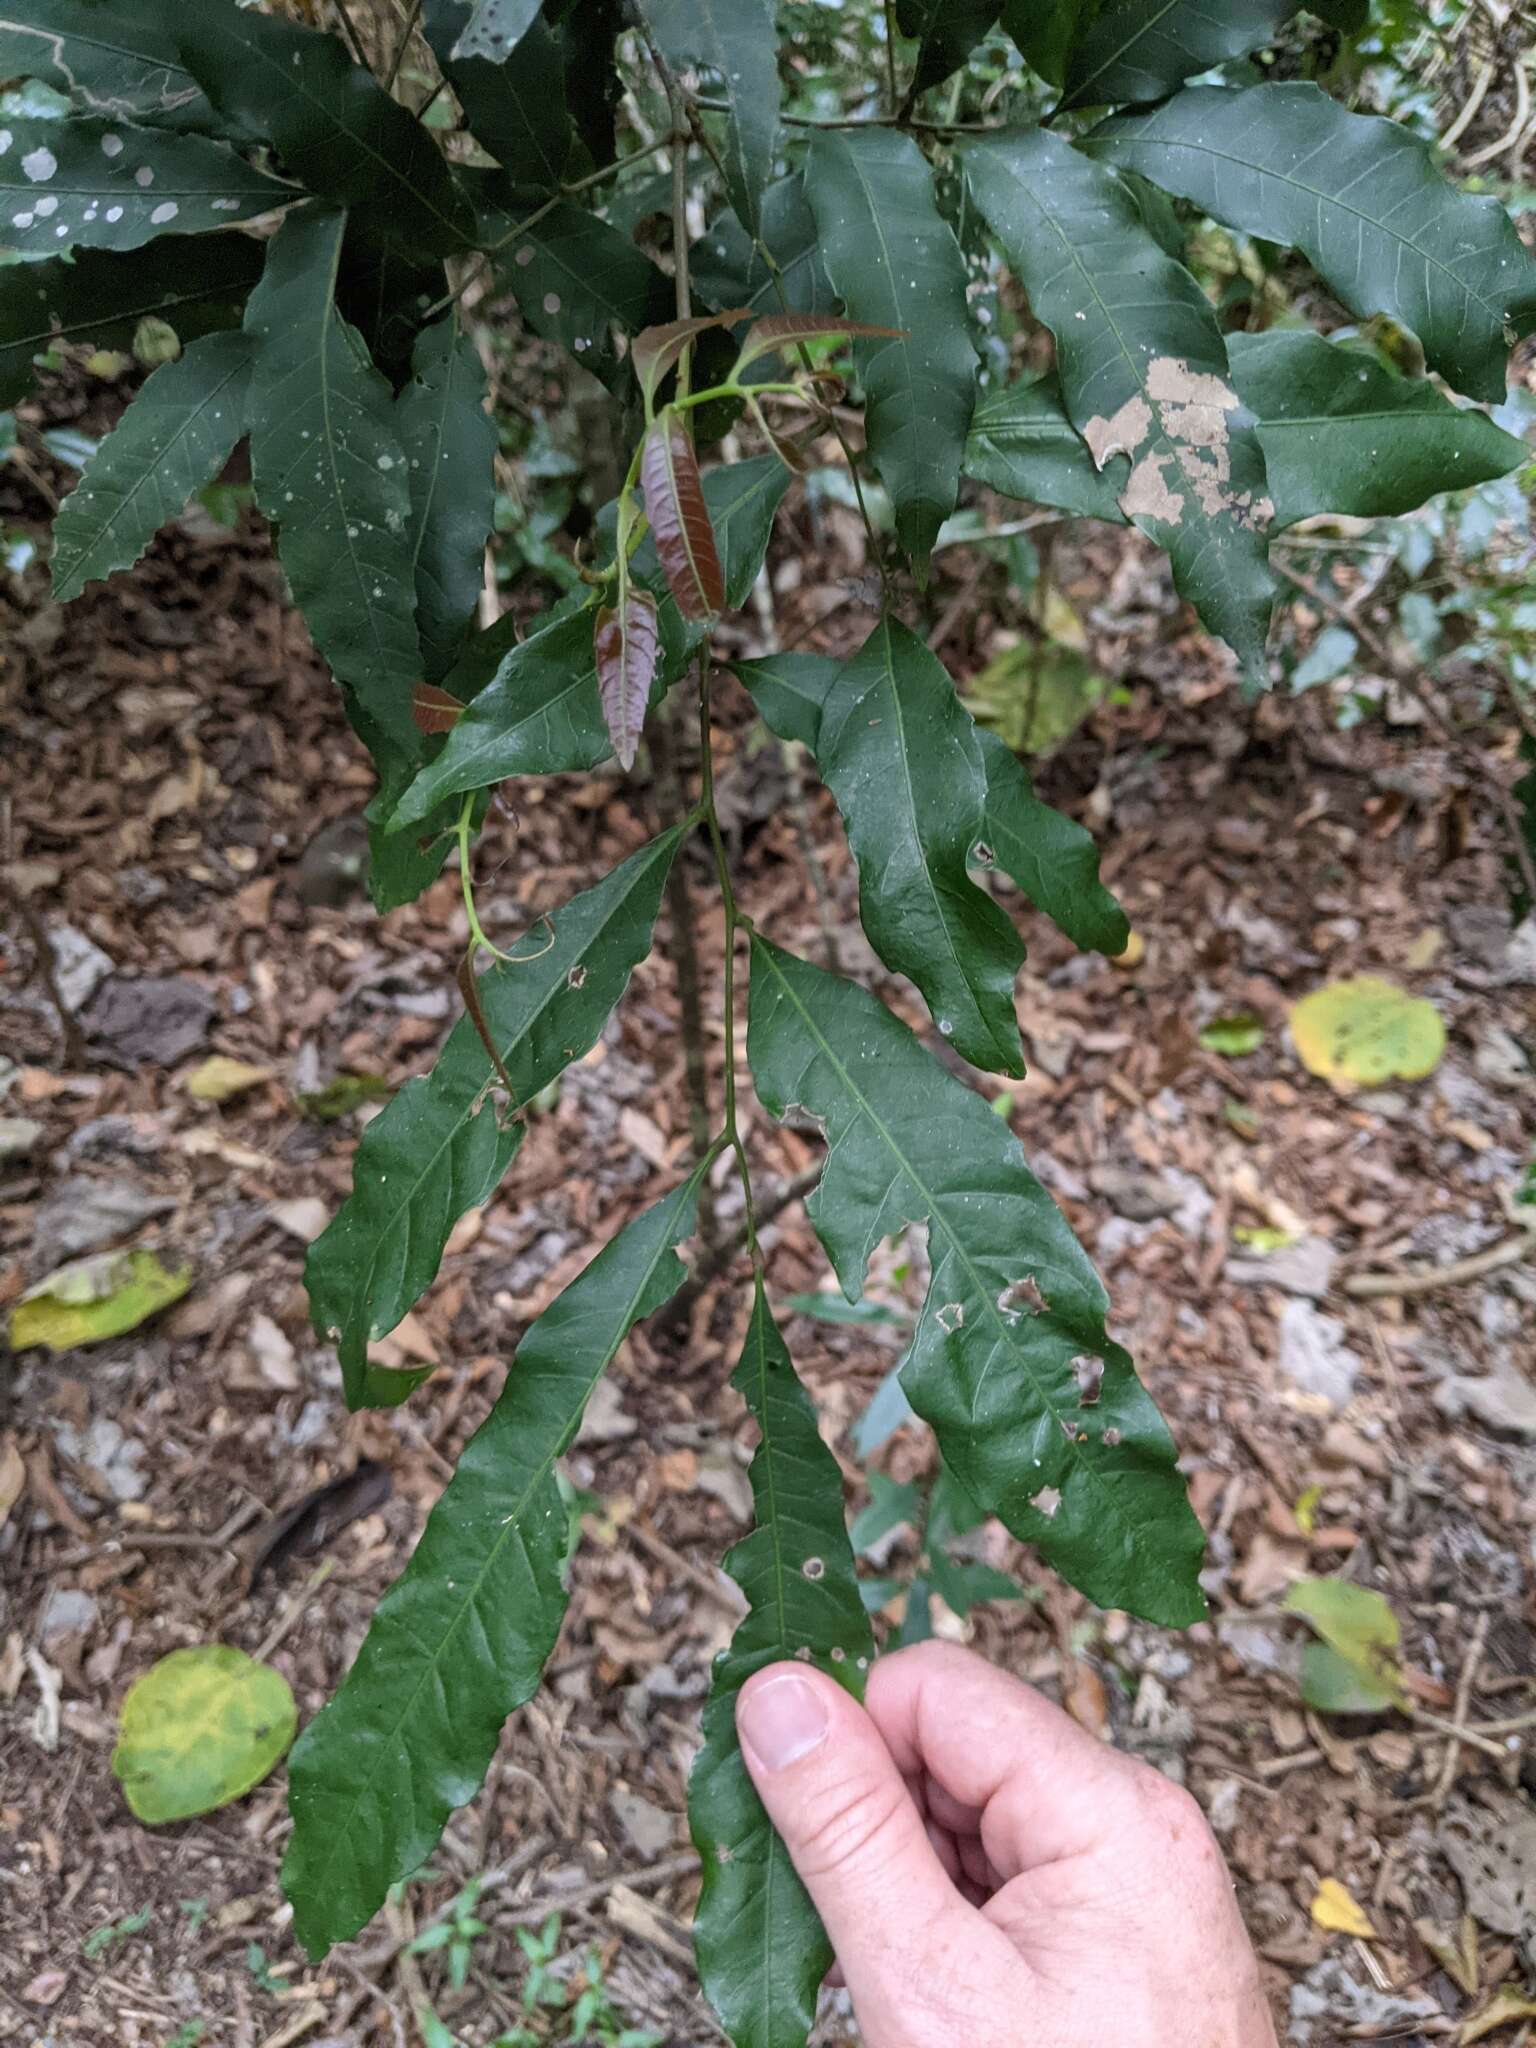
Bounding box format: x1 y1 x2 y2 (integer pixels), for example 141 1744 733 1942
793 1775 915 1882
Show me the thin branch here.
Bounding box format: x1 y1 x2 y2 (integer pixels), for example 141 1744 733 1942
384 0 425 91
332 0 372 71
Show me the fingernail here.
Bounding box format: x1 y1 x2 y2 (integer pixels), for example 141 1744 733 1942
739 1675 829 1772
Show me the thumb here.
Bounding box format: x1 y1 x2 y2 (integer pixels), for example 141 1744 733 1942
736 1663 968 2007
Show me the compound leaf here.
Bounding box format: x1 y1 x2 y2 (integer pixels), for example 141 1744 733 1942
807 128 976 574
974 729 1129 957
178 4 475 255
894 0 1002 98
690 1284 873 2048
964 127 1275 680
741 617 1025 1075
395 456 790 821
693 174 835 319
1060 0 1297 111
595 588 661 771
641 414 725 621
0 115 288 255
397 317 496 683
0 230 261 408
747 936 1205 1626
498 201 671 392
964 371 1129 523
636 0 779 238
51 328 252 602
244 206 421 751
0 0 213 132
1086 84 1536 403
1227 330 1528 528
285 1166 706 1956
633 312 752 410
306 828 683 1410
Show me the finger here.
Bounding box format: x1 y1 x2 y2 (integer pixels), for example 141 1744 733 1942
925 1819 963 1885
924 1774 983 1839
866 1640 1143 1880
736 1664 992 2017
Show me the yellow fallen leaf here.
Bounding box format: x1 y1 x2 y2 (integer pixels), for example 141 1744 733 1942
185 1056 272 1104
1111 930 1145 971
1310 1877 1376 1940
10 1250 191 1355
1460 1989 1536 2044
1289 977 1445 1091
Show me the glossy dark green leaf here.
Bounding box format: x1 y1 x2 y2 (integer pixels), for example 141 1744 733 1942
0 115 288 255
395 456 790 821
965 371 1129 524
335 212 447 389
690 1285 872 2048
973 730 1129 956
748 618 1024 1074
286 1163 705 1954
499 201 671 392
692 175 835 320
422 0 573 190
747 936 1206 1625
1000 0 1087 84
244 206 420 752
449 0 544 61
734 642 1123 959
0 230 261 408
397 318 496 684
0 0 212 131
50 329 252 602
1060 0 1296 111
964 128 1275 680
1086 84 1536 403
306 828 684 1410
894 0 1001 98
637 0 779 237
177 4 475 255
807 129 977 573
1227 331 1527 529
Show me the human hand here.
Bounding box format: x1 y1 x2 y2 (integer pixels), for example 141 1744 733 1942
735 1640 1277 2048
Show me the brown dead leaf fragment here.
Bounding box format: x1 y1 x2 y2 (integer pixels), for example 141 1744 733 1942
640 417 725 621
594 589 660 770
412 683 464 735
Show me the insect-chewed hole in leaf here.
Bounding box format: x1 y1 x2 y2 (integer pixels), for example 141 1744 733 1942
802 1557 825 1580
794 1645 813 1662
830 1646 846 1663
567 965 587 989
1030 1486 1062 1520
997 1276 1046 1321
936 1300 964 1333
1072 1354 1104 1405
1103 1427 1123 1448
717 1844 732 1863
973 840 997 866
782 1100 828 1139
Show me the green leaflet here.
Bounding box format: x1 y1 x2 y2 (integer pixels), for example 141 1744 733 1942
690 1284 873 2048
177 3 476 256
422 0 574 190
398 318 496 684
0 0 213 132
973 729 1129 958
636 0 779 238
806 129 977 574
287 1163 707 1957
964 372 1129 524
1227 331 1529 529
498 201 672 392
963 128 1275 682
894 0 1001 99
306 827 683 1409
1060 0 1296 111
693 175 835 320
0 116 289 256
394 456 791 823
244 206 421 753
1001 0 1087 85
1086 85 1536 404
753 617 1026 1076
50 329 253 603
747 936 1206 1626
0 231 261 408
335 212 447 388
735 642 1127 961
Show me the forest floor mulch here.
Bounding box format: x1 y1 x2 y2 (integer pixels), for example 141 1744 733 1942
2 416 1535 2048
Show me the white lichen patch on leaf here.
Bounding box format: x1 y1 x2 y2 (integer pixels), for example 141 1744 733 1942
1093 354 1274 535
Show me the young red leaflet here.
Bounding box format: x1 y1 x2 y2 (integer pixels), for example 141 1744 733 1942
640 415 725 621
733 312 902 374
412 682 465 734
593 589 660 770
632 310 752 408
